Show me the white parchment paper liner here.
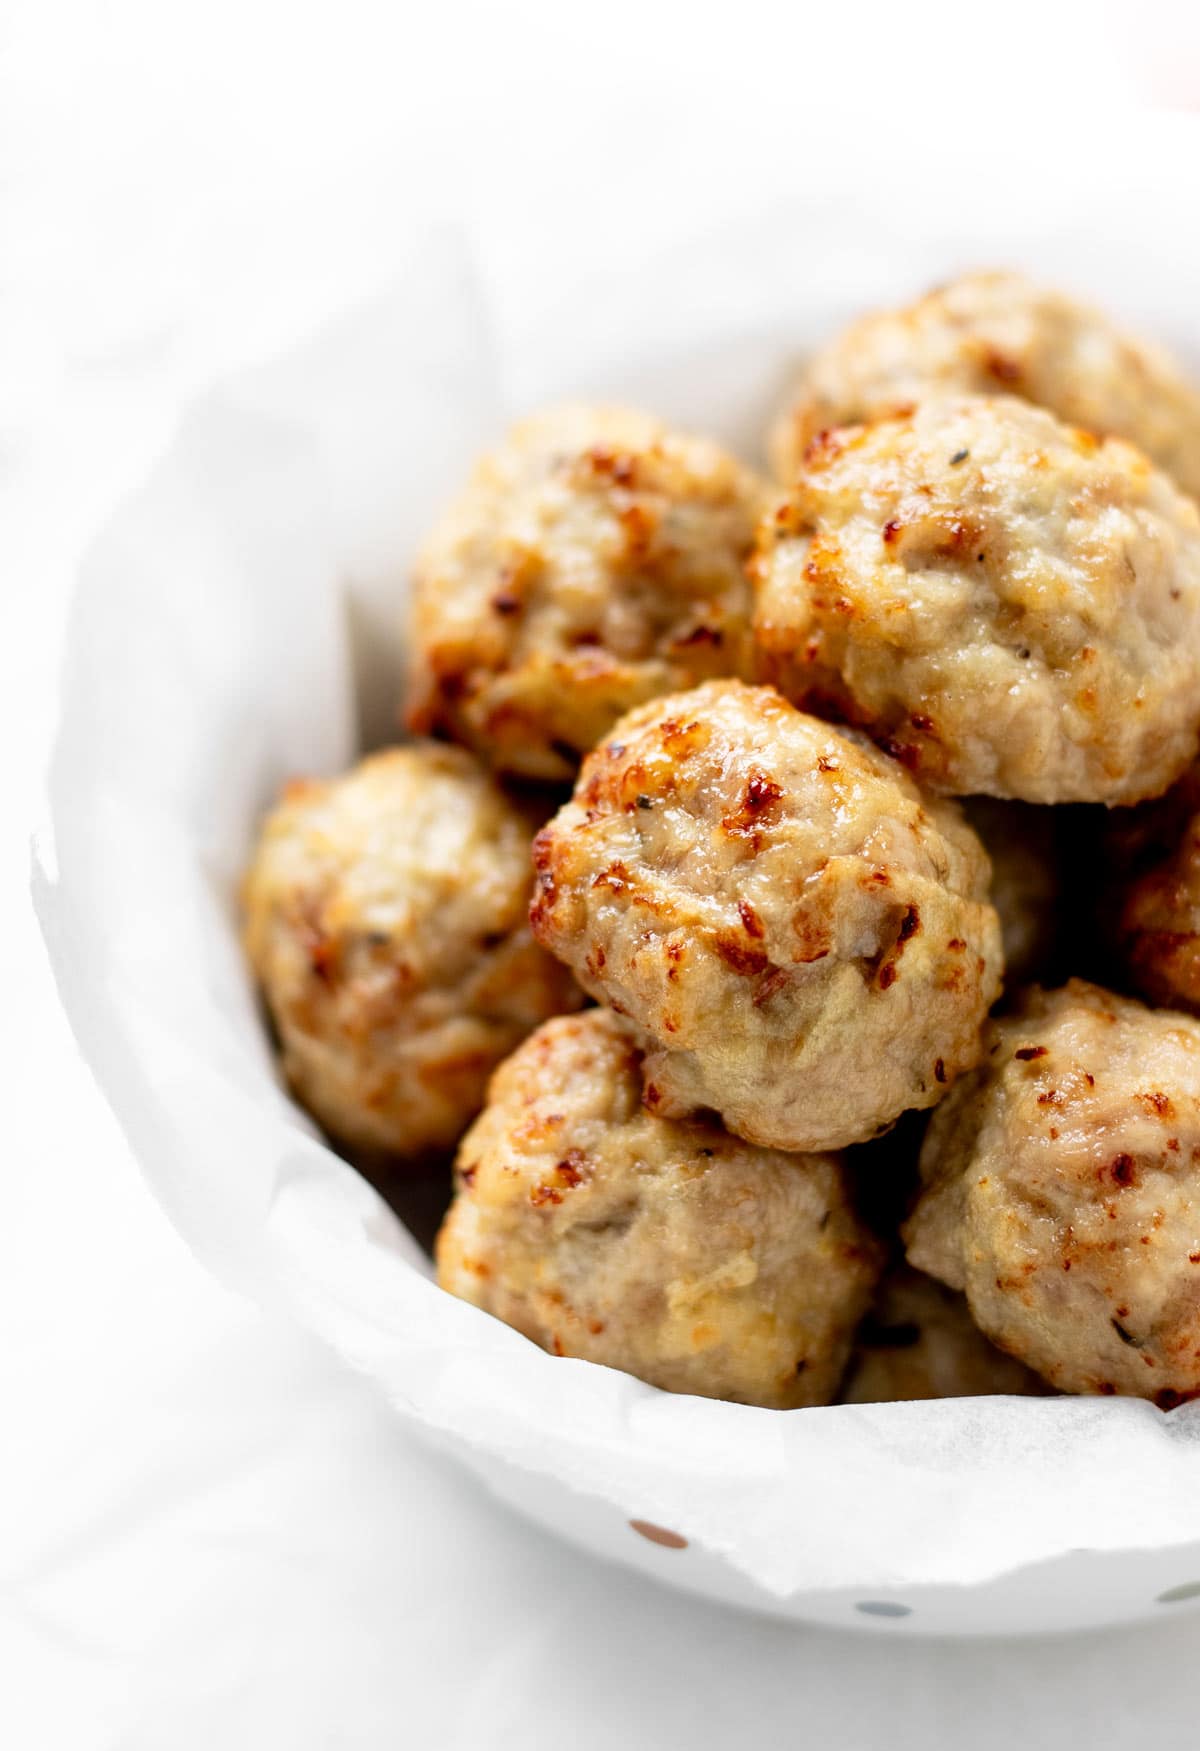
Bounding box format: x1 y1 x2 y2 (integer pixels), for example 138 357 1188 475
35 153 1200 1597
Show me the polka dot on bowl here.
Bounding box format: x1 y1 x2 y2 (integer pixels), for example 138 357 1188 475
629 1519 688 1549
854 1601 912 1619
1156 1580 1200 1604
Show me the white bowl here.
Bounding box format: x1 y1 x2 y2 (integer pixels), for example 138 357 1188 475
36 130 1200 1634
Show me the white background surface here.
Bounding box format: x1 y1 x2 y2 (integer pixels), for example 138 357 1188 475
6 3 1200 1744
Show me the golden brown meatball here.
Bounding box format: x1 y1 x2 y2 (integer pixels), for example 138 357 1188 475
753 395 1200 803
770 270 1200 499
242 745 580 1160
436 1009 883 1407
406 406 766 782
1106 761 1200 1013
904 980 1200 1402
530 680 1002 1152
962 800 1059 986
840 1266 1047 1404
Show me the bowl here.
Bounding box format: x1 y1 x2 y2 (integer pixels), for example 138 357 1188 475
36 134 1200 1633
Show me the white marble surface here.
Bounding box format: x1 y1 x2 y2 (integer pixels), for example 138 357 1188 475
6 5 1200 1742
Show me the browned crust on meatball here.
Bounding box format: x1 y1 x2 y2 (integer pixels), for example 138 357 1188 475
436 1009 883 1407
242 744 581 1160
529 679 1002 1152
406 406 766 781
905 979 1200 1401
752 395 1200 802
770 270 1200 501
1107 762 1200 1013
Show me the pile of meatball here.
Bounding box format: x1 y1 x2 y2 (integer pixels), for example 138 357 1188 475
244 270 1200 1412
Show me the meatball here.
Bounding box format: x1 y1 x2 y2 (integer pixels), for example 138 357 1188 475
436 1009 882 1408
406 405 766 782
770 269 1200 500
242 744 580 1160
753 395 1200 803
962 799 1059 986
1106 761 1200 1013
530 679 1002 1152
840 1265 1047 1404
904 980 1200 1402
